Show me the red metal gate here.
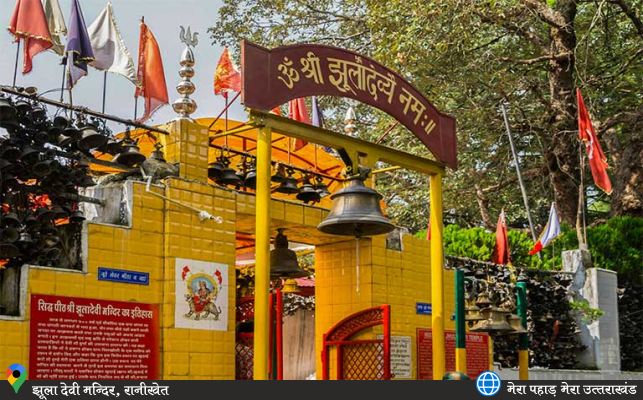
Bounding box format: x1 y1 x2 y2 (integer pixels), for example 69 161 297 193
235 296 254 380
321 305 391 380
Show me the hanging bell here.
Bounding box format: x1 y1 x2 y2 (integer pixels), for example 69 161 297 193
70 210 85 223
0 242 19 259
235 165 247 187
105 139 123 155
208 160 224 180
40 221 58 235
14 99 32 116
3 212 21 228
51 204 69 219
506 313 528 334
465 302 486 323
31 104 47 122
44 247 61 261
21 146 40 164
34 128 51 144
113 141 146 166
62 124 81 138
244 165 257 190
0 158 14 174
0 96 17 121
296 179 320 203
276 169 299 194
1 145 21 162
78 122 108 151
271 164 285 183
2 173 18 189
475 292 492 308
1 226 19 243
57 134 74 148
281 278 301 294
36 207 55 221
150 148 166 162
32 159 54 177
317 167 395 237
469 307 515 334
215 159 241 186
270 228 310 279
76 173 96 188
313 177 331 198
25 213 40 231
53 115 69 129
18 231 33 245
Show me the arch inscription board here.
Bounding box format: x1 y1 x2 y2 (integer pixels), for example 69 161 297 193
241 40 457 170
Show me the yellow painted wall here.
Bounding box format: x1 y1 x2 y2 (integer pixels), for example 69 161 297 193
0 121 238 380
315 234 456 380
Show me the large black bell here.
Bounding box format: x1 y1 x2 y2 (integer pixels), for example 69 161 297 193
1 145 21 162
0 242 19 259
78 122 108 151
216 158 241 186
317 168 395 237
113 141 146 166
296 179 320 203
276 169 299 194
313 176 331 198
32 159 54 177
0 96 17 129
270 228 310 279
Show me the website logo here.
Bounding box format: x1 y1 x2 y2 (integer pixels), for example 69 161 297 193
476 371 501 396
6 364 26 393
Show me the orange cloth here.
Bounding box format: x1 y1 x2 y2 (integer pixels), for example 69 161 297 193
214 47 241 98
8 0 53 74
135 21 168 123
288 98 310 151
492 209 511 266
577 88 612 194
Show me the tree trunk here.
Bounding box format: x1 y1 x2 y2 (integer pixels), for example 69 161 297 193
474 183 492 229
544 0 579 225
603 115 643 217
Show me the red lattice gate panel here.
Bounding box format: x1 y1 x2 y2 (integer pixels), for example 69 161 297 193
322 305 391 380
236 296 254 380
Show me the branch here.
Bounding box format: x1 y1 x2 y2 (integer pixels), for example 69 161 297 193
497 52 572 65
475 12 549 54
522 0 568 28
481 169 542 194
597 108 643 133
609 0 643 37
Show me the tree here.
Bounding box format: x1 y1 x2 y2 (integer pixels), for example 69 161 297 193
209 0 643 232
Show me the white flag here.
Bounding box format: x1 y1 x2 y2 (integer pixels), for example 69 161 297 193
87 2 138 85
528 203 562 255
42 0 67 56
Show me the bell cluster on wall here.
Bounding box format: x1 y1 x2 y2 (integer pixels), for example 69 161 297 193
447 256 585 369
207 150 332 205
0 91 145 268
617 283 643 372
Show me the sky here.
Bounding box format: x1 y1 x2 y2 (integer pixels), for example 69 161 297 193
0 0 247 132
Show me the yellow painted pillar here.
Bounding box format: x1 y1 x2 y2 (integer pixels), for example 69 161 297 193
254 125 272 380
430 173 445 379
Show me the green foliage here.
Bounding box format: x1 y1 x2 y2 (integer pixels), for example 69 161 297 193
569 300 605 324
415 217 643 283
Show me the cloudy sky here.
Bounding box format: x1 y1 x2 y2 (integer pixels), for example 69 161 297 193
1 0 246 131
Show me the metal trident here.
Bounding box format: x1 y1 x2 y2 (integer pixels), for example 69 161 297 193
179 26 198 47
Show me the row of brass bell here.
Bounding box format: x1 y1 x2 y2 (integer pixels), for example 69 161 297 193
468 306 527 335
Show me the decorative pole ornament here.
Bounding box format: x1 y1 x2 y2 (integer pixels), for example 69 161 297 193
172 26 198 122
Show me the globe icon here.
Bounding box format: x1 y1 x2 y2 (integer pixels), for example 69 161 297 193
476 371 501 396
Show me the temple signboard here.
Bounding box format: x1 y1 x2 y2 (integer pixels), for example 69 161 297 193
241 41 457 169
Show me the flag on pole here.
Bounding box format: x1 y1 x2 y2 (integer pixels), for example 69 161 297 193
577 88 613 195
492 209 511 265
87 2 138 85
288 98 310 150
8 0 53 74
270 107 281 116
65 0 95 88
529 203 561 255
42 0 66 56
214 47 241 98
311 96 325 128
135 20 168 123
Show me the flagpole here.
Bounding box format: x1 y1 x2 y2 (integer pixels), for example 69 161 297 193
102 72 108 113
59 59 67 103
134 97 138 121
501 103 540 258
577 142 588 247
12 41 20 88
225 94 229 131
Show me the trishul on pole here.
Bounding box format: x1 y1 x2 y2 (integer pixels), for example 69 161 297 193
172 26 198 122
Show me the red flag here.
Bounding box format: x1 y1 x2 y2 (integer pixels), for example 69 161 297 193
288 98 310 150
426 218 431 241
214 47 241 99
135 20 168 123
577 88 613 195
492 209 511 265
8 0 53 74
270 107 282 116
